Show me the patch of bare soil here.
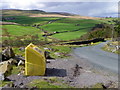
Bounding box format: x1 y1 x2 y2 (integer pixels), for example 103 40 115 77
0 22 18 25
29 14 99 20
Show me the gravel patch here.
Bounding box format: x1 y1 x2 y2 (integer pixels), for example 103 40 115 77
3 53 118 88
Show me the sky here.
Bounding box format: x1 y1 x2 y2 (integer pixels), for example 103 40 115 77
0 0 119 17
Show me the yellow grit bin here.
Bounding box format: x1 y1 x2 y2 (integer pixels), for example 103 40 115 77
25 43 46 76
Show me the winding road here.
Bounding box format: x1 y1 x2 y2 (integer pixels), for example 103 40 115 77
73 41 118 73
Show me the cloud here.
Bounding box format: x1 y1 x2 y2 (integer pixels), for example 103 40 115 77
79 2 118 17
1 0 46 10
1 0 119 2
43 2 118 17
0 0 118 17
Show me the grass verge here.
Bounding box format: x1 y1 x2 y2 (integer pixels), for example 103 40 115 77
0 81 13 87
101 41 119 54
27 77 74 88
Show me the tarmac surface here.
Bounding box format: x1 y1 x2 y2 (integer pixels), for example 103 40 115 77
74 41 118 73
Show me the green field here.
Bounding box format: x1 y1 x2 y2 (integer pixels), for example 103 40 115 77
3 16 61 24
2 25 42 36
41 18 100 32
2 16 103 41
2 14 115 43
41 22 79 32
2 25 44 40
41 18 101 40
53 30 88 40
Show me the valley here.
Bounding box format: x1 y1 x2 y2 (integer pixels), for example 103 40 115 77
0 9 119 89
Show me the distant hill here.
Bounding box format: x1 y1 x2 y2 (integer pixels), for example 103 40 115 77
1 9 98 20
47 12 75 16
0 9 47 16
1 9 74 16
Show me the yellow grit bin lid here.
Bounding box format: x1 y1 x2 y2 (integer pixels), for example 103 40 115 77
25 43 46 76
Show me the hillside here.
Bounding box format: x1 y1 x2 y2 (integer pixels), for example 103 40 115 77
1 9 98 20
1 9 46 16
80 19 119 41
1 9 74 17
1 9 117 45
1 9 107 58
1 9 117 43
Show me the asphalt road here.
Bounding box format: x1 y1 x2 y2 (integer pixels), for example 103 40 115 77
73 41 118 73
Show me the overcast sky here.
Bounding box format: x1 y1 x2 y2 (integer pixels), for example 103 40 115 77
1 0 119 17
